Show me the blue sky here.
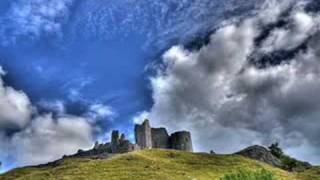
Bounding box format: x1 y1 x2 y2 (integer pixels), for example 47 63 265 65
0 0 257 135
0 0 260 171
0 32 150 132
2 0 320 172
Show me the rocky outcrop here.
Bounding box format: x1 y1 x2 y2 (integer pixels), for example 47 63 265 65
236 145 313 172
235 145 282 168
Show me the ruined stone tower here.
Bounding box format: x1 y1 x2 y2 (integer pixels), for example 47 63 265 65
151 128 170 149
111 130 120 153
135 119 193 152
170 131 193 152
134 119 152 149
110 130 140 153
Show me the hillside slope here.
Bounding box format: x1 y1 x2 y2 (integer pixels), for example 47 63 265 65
0 149 318 180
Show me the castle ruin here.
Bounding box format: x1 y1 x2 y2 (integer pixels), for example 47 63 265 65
134 120 152 149
79 119 193 156
134 120 193 152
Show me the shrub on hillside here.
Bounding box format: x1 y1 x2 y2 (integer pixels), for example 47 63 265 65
280 155 312 172
268 143 283 159
220 169 277 180
268 143 311 172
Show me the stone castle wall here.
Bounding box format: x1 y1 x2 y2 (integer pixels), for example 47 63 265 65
90 119 193 155
110 130 140 153
111 130 120 153
135 119 193 152
151 128 170 149
170 131 193 152
134 120 152 149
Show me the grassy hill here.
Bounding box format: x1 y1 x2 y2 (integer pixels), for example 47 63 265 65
296 167 320 180
0 149 319 180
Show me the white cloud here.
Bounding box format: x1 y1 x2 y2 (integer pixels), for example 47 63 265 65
0 73 33 131
88 103 116 120
69 0 263 49
9 114 93 166
262 9 319 52
0 66 95 169
0 66 5 75
138 1 320 164
258 0 294 24
133 111 150 124
38 100 66 114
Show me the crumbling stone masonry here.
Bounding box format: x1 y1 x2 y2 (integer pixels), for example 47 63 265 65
110 130 140 153
151 128 170 149
135 119 193 152
82 119 193 156
170 131 193 152
134 120 152 149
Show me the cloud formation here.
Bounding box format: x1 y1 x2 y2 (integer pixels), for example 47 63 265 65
2 114 93 166
87 104 116 120
38 100 66 115
0 0 74 45
0 0 263 49
138 0 320 164
0 69 32 131
70 0 263 49
0 66 94 170
262 6 319 52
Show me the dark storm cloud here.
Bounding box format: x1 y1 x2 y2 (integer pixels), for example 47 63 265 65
135 0 320 164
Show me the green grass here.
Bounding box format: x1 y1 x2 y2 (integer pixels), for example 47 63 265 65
296 166 320 180
0 149 317 180
220 169 277 180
